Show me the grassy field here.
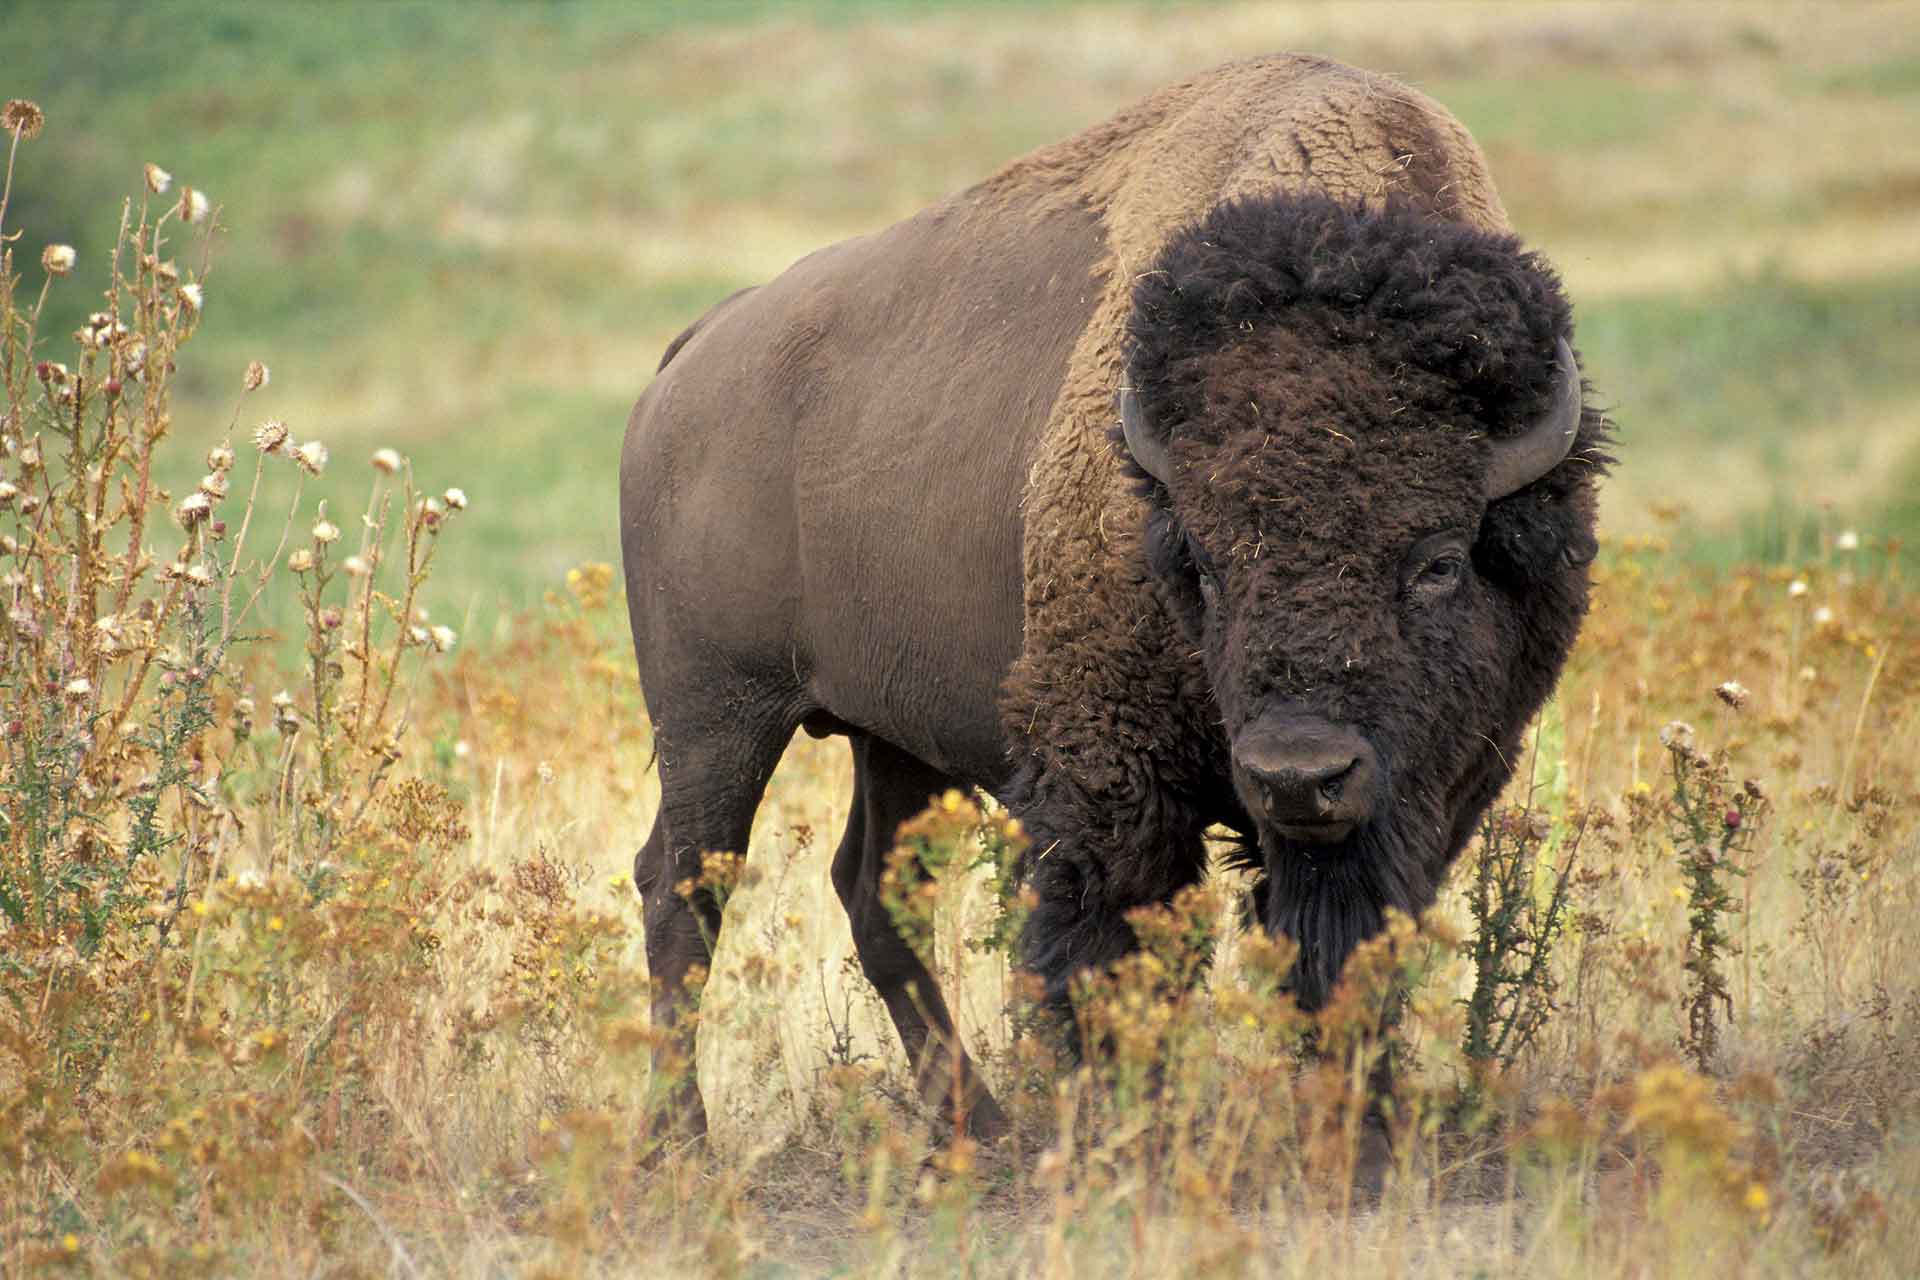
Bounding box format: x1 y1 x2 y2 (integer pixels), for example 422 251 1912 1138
4 2 1920 1275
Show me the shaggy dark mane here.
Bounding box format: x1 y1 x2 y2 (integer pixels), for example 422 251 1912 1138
1125 193 1578 453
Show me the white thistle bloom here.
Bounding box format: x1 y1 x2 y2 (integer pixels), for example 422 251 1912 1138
1812 606 1835 626
198 472 229 500
294 440 328 476
253 419 291 454
408 625 429 647
64 677 93 700
271 689 295 710
1714 680 1750 710
288 549 314 574
176 491 213 526
442 487 468 511
429 624 457 653
207 443 235 472
0 482 16 505
343 555 371 577
41 244 76 275
184 563 214 587
177 282 204 315
1787 579 1809 598
370 447 401 475
1835 529 1860 552
178 186 211 224
312 518 340 544
144 162 173 194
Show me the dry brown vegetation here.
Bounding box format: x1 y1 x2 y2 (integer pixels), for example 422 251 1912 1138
3 4 1920 1275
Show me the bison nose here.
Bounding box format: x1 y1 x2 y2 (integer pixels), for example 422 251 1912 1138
1233 717 1379 842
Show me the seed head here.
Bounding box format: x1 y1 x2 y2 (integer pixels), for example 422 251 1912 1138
41 244 76 276
177 186 211 225
184 563 213 587
197 472 229 501
1713 680 1749 711
288 549 314 574
294 440 328 476
343 554 371 577
370 447 402 475
1835 529 1860 552
177 282 204 315
64 677 92 701
144 162 172 194
429 624 457 653
1657 720 1695 755
243 360 270 392
443 487 468 512
312 517 340 544
252 419 291 454
206 443 235 472
1812 606 1835 627
2 100 45 140
1787 578 1809 599
0 482 15 505
176 491 213 527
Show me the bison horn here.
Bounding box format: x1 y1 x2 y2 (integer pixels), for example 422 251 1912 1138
1119 385 1174 486
1486 337 1583 501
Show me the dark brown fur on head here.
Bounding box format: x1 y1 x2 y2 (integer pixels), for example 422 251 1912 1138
1121 194 1610 1007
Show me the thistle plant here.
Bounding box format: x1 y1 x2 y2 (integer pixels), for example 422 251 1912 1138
1657 719 1767 1074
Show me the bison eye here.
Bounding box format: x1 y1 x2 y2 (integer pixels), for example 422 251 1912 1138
1186 535 1222 608
1403 532 1471 602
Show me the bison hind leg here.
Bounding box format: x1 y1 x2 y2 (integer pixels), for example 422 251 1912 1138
634 700 798 1141
832 732 1009 1140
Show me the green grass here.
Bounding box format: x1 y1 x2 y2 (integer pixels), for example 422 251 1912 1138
9 0 1920 628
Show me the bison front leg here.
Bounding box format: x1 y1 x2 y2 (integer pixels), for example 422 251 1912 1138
1008 761 1210 1048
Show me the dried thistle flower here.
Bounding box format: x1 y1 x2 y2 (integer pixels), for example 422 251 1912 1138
243 360 270 392
288 549 314 574
177 282 204 315
206 443 235 472
1787 578 1809 598
343 555 371 577
312 517 340 544
1714 680 1749 710
177 185 211 225
175 492 213 527
184 563 214 587
143 162 172 194
443 487 468 512
41 244 76 276
2 100 46 140
63 677 92 701
429 624 457 653
1812 606 1835 626
370 447 401 475
293 440 328 476
0 482 15 505
252 419 291 454
1658 720 1695 754
1835 529 1860 552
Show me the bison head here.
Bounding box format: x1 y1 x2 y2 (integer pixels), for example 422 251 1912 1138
1119 195 1607 1007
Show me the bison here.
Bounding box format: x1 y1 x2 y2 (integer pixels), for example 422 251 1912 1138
621 52 1608 1139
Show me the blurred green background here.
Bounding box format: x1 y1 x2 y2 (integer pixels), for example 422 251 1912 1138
9 0 1919 639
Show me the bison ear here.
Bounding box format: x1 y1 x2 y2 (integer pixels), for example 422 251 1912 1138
1475 486 1597 588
